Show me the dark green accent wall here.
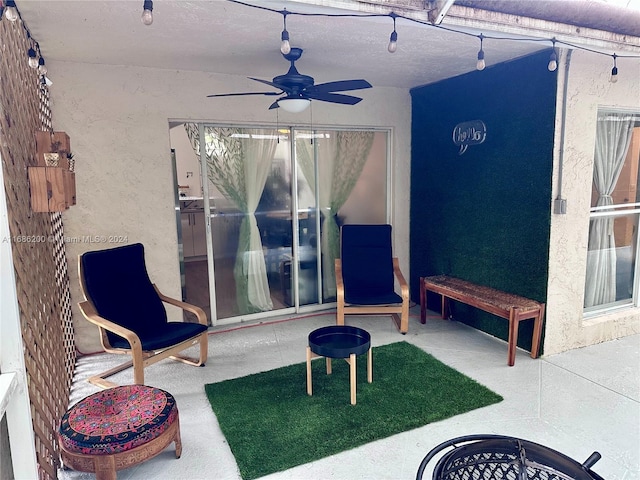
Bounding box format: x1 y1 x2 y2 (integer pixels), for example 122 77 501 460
410 50 556 351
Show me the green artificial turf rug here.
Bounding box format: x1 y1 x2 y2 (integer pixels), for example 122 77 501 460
204 341 503 480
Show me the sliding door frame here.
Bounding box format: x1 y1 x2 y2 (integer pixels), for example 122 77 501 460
187 122 392 327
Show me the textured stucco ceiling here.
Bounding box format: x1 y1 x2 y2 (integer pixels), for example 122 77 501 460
13 0 640 91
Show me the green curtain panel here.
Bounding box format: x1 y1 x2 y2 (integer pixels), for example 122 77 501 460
185 124 277 314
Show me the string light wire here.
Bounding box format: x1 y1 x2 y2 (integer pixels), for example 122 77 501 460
3 0 638 93
227 0 640 79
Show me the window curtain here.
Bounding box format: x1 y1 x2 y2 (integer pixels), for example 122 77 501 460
584 113 635 308
297 131 375 298
184 124 277 314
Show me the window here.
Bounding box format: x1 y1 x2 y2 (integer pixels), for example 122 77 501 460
584 109 640 314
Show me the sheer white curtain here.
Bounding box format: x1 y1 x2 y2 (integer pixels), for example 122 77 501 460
239 134 277 311
297 131 374 298
584 113 635 308
184 124 277 313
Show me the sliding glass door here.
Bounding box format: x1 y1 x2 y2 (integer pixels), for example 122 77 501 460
172 123 388 325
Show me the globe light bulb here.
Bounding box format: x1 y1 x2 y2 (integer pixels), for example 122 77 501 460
280 30 291 55
387 31 398 53
28 48 39 69
548 52 557 72
280 12 291 55
141 8 153 25
610 66 618 83
141 0 153 25
476 49 486 71
38 57 47 75
4 1 19 22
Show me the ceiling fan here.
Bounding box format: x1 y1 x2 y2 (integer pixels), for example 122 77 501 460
207 47 372 113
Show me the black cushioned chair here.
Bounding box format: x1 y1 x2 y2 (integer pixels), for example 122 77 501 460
335 224 409 333
78 243 208 388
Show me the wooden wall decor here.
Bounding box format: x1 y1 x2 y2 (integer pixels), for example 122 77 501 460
30 130 76 212
0 15 76 480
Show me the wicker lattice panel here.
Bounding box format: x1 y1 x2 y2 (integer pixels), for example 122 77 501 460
0 16 75 480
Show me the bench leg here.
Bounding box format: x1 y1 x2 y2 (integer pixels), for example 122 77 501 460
441 296 449 320
507 309 519 366
530 304 545 359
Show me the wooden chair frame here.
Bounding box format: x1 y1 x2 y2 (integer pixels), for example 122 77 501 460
78 258 208 389
335 257 410 334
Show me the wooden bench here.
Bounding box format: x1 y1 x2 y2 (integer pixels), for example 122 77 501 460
419 275 545 366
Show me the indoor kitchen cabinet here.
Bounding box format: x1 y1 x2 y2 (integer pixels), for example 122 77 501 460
181 210 207 258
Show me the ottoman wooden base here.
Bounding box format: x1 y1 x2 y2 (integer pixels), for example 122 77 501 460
58 385 181 480
59 418 181 480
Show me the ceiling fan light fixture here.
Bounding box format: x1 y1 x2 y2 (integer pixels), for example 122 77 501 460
278 97 311 113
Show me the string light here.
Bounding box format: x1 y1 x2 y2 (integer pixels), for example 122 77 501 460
141 0 153 26
280 9 291 55
3 0 636 92
38 57 47 75
548 38 558 72
28 47 39 69
388 13 398 53
3 0 19 22
2 1 52 91
476 34 485 71
222 1 640 82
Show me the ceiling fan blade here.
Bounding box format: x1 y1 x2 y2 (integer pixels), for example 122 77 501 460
248 77 292 93
268 100 280 110
304 91 364 105
207 91 281 98
307 79 372 93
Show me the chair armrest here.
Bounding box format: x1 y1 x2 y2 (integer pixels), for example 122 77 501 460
78 300 143 351
154 285 208 326
392 257 409 298
335 258 345 301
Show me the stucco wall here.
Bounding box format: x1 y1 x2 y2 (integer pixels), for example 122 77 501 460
47 61 411 354
546 49 640 355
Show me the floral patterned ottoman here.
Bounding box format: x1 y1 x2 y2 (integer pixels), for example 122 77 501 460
58 385 181 480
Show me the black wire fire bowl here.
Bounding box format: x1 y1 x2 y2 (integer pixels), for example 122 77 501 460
416 434 604 480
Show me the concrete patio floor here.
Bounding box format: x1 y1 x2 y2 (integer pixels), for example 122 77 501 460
60 307 640 480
